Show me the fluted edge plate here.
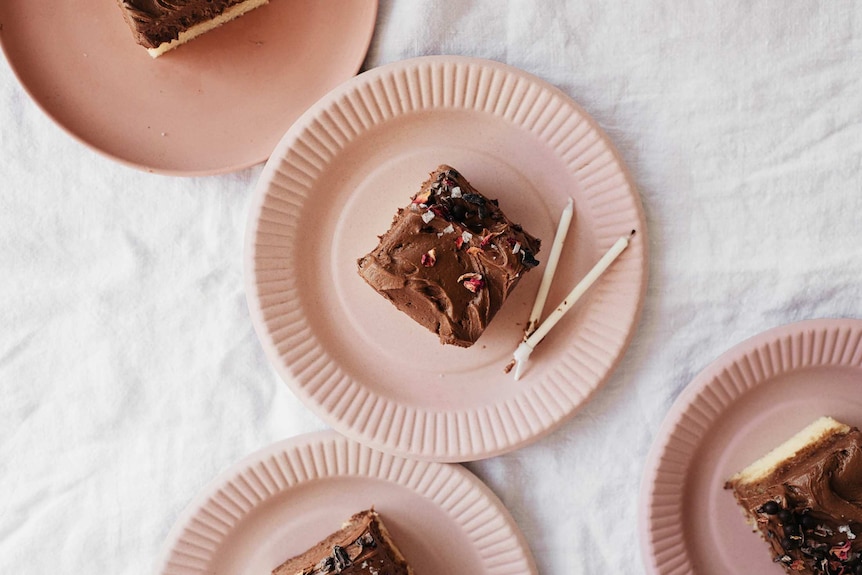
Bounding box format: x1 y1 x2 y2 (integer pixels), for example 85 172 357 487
639 318 862 575
245 55 648 461
156 431 537 574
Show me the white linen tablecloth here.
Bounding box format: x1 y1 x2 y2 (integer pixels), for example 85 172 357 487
3 2 862 574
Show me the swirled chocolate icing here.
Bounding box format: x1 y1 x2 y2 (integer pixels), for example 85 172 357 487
726 419 862 574
116 0 250 49
272 510 412 575
357 165 541 347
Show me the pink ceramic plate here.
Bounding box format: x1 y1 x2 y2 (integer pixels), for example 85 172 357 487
156 431 537 575
640 318 862 575
0 1 377 175
246 56 647 462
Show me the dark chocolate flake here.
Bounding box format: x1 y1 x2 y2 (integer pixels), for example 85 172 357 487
430 204 451 221
315 556 335 573
358 532 377 549
521 249 540 268
332 545 351 571
760 501 781 515
463 193 485 206
450 203 467 221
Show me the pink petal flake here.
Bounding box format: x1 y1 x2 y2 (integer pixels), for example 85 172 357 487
412 189 432 205
457 273 484 293
421 249 437 267
831 541 852 561
480 231 502 248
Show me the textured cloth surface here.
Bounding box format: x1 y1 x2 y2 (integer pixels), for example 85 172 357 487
3 2 862 574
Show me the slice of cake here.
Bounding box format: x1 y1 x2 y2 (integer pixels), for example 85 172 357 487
357 165 541 348
272 509 413 575
115 0 269 58
725 416 862 574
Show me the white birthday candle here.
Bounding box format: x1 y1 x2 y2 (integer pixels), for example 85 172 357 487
513 230 635 380
525 197 574 337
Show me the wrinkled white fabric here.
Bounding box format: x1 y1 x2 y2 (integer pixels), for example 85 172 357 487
2 2 862 574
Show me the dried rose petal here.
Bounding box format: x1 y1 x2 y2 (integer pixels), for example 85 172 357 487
455 236 465 249
421 249 437 267
463 277 484 292
480 231 502 248
830 541 852 561
412 189 433 205
430 204 450 220
457 273 484 293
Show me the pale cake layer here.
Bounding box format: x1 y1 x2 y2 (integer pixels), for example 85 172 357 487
729 416 851 485
147 0 269 57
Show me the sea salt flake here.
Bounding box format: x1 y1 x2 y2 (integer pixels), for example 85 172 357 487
512 241 521 254
461 231 473 242
438 224 455 237
421 210 435 223
839 525 856 539
451 186 462 198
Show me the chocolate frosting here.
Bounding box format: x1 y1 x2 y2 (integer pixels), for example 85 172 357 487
116 0 247 48
272 510 411 575
727 427 862 574
357 165 541 347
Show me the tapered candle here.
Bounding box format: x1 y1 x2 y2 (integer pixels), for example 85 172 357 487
525 197 574 337
513 230 635 380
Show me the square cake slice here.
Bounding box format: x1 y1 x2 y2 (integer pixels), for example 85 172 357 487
116 0 269 58
725 416 862 574
272 509 413 575
357 165 541 348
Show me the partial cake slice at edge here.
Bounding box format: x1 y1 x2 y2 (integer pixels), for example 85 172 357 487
115 0 270 58
272 509 414 575
725 416 862 575
146 0 269 58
